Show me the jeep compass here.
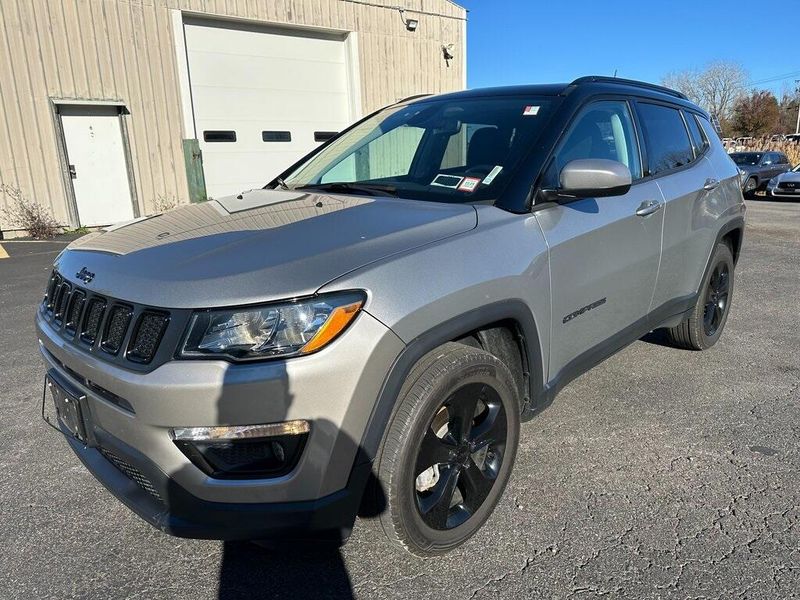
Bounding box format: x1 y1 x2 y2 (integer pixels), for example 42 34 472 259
37 76 745 556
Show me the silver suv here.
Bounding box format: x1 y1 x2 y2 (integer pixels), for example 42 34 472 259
37 76 745 556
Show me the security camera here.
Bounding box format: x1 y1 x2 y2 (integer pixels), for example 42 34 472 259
442 44 454 67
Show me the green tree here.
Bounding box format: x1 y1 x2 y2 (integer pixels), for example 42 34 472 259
730 91 780 137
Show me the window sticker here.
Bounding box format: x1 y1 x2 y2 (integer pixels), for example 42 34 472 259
458 177 481 192
523 105 540 116
482 165 503 185
431 174 463 188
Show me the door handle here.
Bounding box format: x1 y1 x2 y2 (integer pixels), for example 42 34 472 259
635 200 663 217
68 164 77 179
703 178 719 191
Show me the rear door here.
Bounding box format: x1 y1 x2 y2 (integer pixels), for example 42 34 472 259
776 153 792 175
534 99 664 380
643 105 726 310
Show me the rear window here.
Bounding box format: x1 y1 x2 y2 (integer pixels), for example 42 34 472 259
684 113 708 157
637 103 693 175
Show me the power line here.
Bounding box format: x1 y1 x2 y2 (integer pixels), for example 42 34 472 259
747 70 800 86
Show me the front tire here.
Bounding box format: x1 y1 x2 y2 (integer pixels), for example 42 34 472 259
743 177 758 199
666 242 735 350
375 343 520 556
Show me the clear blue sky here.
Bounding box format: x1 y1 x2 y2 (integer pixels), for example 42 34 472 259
457 0 800 97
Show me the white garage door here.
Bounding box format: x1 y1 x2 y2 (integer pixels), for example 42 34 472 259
184 20 357 199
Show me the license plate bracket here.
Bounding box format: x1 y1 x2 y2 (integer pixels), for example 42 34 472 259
43 376 88 443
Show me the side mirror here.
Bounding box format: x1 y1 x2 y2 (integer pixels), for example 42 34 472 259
555 159 632 199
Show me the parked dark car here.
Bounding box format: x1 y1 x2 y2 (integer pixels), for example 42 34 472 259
731 151 792 197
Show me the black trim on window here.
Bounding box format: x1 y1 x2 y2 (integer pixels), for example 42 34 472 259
262 131 291 142
680 110 710 161
203 130 237 143
629 99 704 182
636 101 695 177
314 131 338 143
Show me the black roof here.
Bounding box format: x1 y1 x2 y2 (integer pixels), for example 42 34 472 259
406 76 705 116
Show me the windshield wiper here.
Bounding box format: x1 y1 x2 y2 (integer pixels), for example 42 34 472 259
295 182 398 197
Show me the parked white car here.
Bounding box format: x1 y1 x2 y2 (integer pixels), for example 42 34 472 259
766 163 800 199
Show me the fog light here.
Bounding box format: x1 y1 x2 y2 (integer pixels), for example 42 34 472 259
171 420 310 479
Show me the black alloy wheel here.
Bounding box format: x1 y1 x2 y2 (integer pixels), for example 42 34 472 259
665 241 735 350
413 382 507 530
373 342 520 556
703 262 730 337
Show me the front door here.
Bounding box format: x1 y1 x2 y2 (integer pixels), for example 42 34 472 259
534 100 664 380
60 105 135 227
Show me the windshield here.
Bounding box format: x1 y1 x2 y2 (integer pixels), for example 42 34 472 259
731 152 762 166
282 96 558 203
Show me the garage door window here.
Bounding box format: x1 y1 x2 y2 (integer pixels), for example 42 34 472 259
262 131 292 142
314 131 338 143
203 130 237 143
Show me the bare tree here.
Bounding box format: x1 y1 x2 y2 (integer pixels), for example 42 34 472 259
662 61 748 123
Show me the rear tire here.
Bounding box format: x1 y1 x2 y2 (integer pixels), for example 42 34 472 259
666 242 735 350
375 343 520 556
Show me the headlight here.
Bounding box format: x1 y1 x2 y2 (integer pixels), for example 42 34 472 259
767 178 777 188
180 291 365 361
738 168 747 183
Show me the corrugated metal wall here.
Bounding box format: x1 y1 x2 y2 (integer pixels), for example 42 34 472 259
0 0 466 234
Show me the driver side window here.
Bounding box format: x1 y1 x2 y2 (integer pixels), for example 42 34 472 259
555 100 642 180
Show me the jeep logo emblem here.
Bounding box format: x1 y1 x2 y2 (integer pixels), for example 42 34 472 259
75 267 95 284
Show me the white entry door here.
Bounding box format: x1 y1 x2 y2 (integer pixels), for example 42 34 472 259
184 20 357 199
60 105 135 227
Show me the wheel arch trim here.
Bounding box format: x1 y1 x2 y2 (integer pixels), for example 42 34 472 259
356 300 545 464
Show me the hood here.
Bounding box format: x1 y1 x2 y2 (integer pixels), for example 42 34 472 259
737 164 760 174
774 170 800 183
56 190 477 308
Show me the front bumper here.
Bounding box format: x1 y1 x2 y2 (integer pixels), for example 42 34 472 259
37 308 403 539
768 187 800 198
60 419 373 540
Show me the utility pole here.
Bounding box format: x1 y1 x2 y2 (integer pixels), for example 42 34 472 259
795 79 800 134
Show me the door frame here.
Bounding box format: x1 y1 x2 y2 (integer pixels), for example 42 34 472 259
50 99 140 228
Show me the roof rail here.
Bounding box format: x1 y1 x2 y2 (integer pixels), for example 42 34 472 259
570 76 688 101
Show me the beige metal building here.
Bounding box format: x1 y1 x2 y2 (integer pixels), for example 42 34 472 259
0 0 466 237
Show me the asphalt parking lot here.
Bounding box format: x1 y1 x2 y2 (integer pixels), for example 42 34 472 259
1 199 798 599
